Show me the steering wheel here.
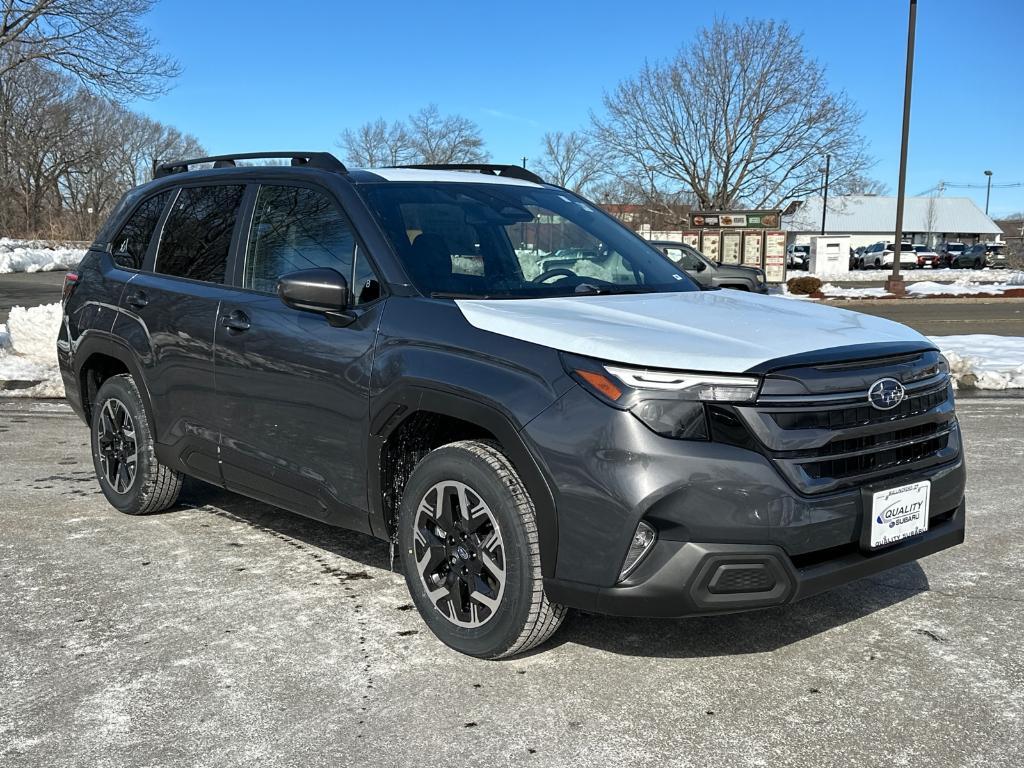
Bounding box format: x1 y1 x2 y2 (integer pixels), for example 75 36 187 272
532 268 578 284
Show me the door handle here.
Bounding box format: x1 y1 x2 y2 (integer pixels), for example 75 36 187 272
126 290 148 309
220 309 251 332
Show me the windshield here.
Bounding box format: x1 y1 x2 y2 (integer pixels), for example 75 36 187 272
359 182 699 298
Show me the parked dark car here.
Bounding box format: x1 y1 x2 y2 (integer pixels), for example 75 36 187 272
58 152 966 658
650 241 768 293
954 242 1007 269
936 242 967 268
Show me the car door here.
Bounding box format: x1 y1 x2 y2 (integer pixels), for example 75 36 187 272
662 245 712 287
112 182 247 483
213 181 385 533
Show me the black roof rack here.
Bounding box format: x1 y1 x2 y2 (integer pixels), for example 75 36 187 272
153 152 348 179
390 163 545 185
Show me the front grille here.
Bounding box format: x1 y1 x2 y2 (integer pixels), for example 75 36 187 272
800 430 951 481
739 359 960 493
771 386 948 431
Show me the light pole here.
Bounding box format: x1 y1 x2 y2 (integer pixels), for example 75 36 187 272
888 0 917 296
820 154 831 235
984 170 993 214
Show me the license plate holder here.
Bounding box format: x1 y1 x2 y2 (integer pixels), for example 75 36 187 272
861 481 931 550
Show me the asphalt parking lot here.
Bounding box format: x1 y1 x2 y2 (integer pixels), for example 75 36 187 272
1 398 1022 767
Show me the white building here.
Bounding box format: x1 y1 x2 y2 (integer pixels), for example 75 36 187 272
782 195 1002 251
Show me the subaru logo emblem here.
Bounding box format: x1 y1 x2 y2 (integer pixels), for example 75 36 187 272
867 377 906 411
455 546 470 561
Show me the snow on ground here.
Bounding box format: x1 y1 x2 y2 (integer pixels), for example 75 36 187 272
805 268 1023 283
773 273 1024 300
930 335 1024 390
0 238 86 274
2 302 1022 396
0 304 64 397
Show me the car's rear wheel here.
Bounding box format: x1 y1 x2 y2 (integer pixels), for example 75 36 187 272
90 374 183 515
398 440 565 658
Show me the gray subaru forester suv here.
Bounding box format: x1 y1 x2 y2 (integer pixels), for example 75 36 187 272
58 152 966 658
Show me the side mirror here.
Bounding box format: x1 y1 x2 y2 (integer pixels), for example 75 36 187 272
277 268 350 318
694 260 707 272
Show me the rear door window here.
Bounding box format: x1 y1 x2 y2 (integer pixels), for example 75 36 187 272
111 191 173 270
155 185 245 283
243 185 356 294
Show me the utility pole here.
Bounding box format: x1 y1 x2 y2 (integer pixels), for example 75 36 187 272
984 170 993 214
521 156 527 169
888 0 917 296
820 154 831 235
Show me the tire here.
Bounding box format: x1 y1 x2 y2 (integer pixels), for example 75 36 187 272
397 440 566 659
90 374 183 515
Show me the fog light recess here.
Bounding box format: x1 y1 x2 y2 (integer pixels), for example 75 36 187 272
618 521 657 581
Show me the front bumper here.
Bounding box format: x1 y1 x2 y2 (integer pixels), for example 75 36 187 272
525 384 966 618
545 498 964 617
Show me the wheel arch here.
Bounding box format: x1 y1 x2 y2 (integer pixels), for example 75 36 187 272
369 386 559 578
75 334 155 432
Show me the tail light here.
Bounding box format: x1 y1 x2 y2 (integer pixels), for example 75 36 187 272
61 271 79 305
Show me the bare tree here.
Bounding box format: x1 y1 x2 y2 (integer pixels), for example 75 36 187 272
337 117 415 167
408 104 489 165
924 193 938 247
0 59 202 238
0 0 180 100
592 19 872 211
336 105 489 167
536 130 604 193
832 173 890 196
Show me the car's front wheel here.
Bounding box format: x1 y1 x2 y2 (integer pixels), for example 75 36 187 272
90 374 183 515
398 440 566 658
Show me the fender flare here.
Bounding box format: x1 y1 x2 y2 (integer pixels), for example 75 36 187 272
73 332 156 432
368 385 559 578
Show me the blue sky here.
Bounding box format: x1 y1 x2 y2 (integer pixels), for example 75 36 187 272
133 0 1024 217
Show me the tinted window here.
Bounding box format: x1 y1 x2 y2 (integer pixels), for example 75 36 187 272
156 185 245 283
244 185 355 293
111 191 172 269
665 246 704 271
361 183 697 299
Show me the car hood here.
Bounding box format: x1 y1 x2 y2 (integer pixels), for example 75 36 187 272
456 290 931 372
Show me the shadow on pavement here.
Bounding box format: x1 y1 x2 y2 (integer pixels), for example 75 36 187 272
552 562 928 659
175 478 930 660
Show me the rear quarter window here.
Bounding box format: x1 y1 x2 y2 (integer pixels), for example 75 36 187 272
111 191 173 270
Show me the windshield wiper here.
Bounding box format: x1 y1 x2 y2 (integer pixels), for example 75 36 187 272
430 291 491 299
572 283 654 296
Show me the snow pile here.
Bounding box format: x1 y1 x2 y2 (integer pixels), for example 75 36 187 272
932 335 1024 390
818 284 889 299
0 303 65 397
907 277 1019 298
806 268 1021 283
0 238 86 274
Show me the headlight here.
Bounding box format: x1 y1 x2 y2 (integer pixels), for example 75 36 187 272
564 355 762 440
604 366 760 403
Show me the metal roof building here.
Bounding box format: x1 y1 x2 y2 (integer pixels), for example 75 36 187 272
783 195 1002 249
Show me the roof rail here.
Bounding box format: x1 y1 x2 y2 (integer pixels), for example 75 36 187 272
153 152 348 179
391 163 545 185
